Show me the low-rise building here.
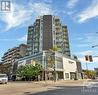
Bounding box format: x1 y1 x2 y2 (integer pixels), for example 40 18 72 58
0 61 3 64
1 44 27 77
94 68 98 77
13 51 83 80
1 44 27 65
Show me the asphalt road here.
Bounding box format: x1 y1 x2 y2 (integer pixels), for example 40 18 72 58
30 85 98 95
0 80 98 95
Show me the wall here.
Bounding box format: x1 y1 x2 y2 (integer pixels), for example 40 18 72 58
63 57 77 80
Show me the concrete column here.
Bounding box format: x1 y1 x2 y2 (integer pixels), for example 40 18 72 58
56 72 58 80
63 71 66 80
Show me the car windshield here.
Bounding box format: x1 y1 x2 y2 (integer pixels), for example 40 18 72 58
0 75 7 77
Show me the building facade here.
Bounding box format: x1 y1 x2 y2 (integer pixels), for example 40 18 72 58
94 68 98 77
27 15 70 56
12 15 82 80
14 51 82 80
1 44 27 64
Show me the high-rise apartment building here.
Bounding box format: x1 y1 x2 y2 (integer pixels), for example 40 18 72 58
27 15 70 56
13 15 82 80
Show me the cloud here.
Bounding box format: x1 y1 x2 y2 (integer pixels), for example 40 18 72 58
0 2 54 32
77 50 94 56
17 35 27 42
0 35 27 42
0 3 32 31
78 57 98 63
31 2 53 15
67 0 79 8
83 33 98 46
74 33 98 48
78 57 86 63
77 0 98 23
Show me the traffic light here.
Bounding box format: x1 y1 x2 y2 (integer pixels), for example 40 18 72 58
85 55 93 62
89 55 93 62
85 55 89 61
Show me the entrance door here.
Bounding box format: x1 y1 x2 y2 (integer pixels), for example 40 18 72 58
70 72 77 80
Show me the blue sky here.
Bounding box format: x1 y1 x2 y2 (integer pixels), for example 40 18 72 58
0 0 98 70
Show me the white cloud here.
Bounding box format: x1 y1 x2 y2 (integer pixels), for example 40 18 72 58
67 0 79 8
0 3 32 31
78 57 86 63
0 2 53 32
0 35 27 42
78 57 98 63
84 33 98 46
77 50 94 56
77 0 98 23
31 3 53 15
74 33 98 48
17 35 27 42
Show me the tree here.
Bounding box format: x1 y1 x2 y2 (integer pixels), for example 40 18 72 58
83 70 96 79
0 63 11 75
49 45 59 53
16 64 42 81
49 46 59 81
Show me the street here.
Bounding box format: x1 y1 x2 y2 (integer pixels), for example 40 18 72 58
0 80 98 95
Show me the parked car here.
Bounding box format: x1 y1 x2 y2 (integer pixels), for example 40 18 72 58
0 74 8 84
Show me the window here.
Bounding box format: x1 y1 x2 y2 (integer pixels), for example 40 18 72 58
26 60 31 64
69 61 74 64
65 73 69 78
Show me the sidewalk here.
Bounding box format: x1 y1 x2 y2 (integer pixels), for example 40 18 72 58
5 79 91 88
32 79 89 86
0 79 94 95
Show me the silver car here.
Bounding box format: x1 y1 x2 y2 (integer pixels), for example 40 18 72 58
0 74 8 84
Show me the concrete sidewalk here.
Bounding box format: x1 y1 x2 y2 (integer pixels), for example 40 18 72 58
30 79 90 87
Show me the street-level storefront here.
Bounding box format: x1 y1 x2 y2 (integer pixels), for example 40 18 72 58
13 51 82 80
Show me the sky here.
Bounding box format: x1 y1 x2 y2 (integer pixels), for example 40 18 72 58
0 0 98 70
